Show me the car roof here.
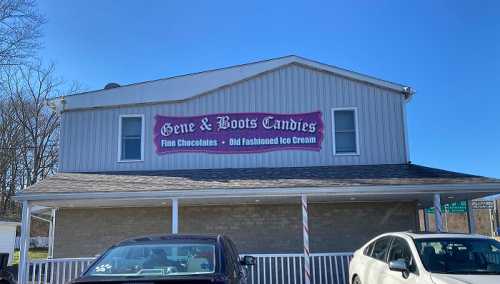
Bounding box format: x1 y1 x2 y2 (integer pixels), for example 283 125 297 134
116 234 223 246
396 231 492 240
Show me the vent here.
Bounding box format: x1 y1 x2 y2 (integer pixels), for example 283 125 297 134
104 82 120 89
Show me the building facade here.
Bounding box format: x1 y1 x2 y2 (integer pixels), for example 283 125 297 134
15 56 500 283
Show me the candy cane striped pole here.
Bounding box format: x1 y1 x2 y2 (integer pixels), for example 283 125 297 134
302 195 311 284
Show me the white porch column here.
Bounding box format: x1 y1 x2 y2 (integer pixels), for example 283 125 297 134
301 195 311 284
18 200 32 284
433 193 444 232
48 208 57 258
172 198 179 234
467 200 476 234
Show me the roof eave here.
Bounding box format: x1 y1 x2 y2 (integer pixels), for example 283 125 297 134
56 55 414 111
14 182 500 202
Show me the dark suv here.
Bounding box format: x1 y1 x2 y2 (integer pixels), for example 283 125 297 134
0 254 15 284
73 234 255 284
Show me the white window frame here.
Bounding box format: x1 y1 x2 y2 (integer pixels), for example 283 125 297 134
332 107 360 156
117 114 145 162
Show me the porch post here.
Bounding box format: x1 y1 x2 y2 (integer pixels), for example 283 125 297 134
423 210 430 231
301 195 311 284
172 198 179 234
467 200 476 234
48 208 57 258
18 200 32 284
433 193 444 232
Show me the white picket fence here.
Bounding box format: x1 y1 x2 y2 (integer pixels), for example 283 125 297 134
28 252 353 284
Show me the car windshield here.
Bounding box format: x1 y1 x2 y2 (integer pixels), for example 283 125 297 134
86 243 216 278
414 238 500 275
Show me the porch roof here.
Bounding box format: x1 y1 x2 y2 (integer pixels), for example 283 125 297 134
19 163 500 194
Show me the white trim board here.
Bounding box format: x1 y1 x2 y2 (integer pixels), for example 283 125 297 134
117 114 145 163
331 107 360 156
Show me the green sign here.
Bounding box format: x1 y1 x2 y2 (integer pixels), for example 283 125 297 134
425 201 467 213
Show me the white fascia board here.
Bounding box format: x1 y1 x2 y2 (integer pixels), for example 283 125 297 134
56 56 412 111
291 56 409 93
59 57 296 111
14 183 500 202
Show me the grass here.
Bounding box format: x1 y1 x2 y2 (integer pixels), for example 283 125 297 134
12 249 48 265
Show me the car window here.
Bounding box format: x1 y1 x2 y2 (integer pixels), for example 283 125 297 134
227 239 242 266
372 236 392 262
364 241 375 256
414 238 500 274
86 243 216 278
388 237 417 273
223 240 237 278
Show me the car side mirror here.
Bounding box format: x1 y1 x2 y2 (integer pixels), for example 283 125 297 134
240 255 256 266
389 259 410 279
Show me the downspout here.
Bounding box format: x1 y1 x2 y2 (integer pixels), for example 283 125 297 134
402 87 415 163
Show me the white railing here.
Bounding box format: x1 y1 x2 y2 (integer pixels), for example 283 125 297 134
246 253 352 284
29 257 95 284
28 252 353 284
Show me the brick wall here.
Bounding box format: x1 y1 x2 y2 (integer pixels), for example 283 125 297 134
54 202 418 258
54 207 171 258
309 202 418 252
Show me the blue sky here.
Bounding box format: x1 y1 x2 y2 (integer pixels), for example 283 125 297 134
38 1 499 178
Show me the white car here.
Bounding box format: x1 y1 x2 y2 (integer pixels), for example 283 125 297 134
349 232 500 284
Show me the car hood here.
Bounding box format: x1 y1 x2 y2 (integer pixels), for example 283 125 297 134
431 273 500 284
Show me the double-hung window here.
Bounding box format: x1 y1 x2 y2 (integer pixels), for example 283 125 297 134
332 108 359 155
119 115 144 161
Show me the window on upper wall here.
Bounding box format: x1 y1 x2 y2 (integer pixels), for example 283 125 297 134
119 115 144 162
332 108 359 155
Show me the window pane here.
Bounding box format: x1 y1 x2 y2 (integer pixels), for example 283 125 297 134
122 138 141 160
121 116 142 160
388 238 416 272
122 117 142 137
372 237 392 261
334 110 355 131
335 132 356 153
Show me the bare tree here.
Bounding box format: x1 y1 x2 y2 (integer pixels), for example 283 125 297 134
3 62 61 187
0 98 22 214
0 0 45 67
0 62 78 216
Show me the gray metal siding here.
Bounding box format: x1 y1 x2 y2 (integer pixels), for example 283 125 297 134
59 64 407 172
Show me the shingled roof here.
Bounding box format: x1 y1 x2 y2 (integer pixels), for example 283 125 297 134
21 164 500 194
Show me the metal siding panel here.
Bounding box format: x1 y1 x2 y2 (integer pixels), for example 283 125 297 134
60 64 407 172
59 113 67 171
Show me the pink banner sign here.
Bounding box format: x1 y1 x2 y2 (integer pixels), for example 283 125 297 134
154 111 323 154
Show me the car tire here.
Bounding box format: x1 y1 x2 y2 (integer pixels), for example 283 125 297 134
353 275 362 284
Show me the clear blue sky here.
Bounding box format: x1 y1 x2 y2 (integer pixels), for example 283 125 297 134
38 1 499 178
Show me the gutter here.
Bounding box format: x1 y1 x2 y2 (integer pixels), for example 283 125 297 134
14 183 500 202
